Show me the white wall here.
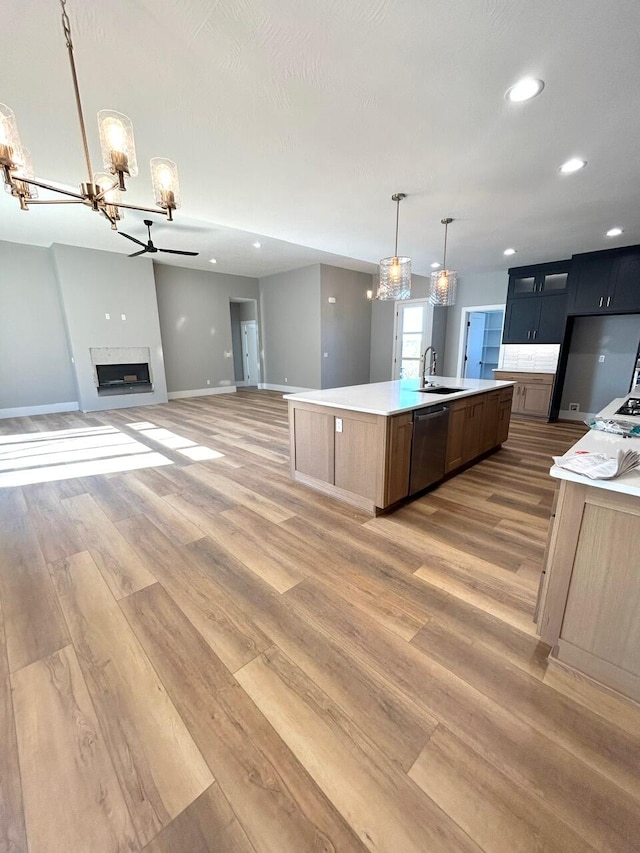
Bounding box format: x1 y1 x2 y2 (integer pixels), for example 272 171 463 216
0 241 76 416
52 244 168 412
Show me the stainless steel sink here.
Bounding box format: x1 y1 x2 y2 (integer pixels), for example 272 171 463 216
417 386 466 394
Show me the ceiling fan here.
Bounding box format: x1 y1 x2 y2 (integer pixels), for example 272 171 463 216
120 219 199 258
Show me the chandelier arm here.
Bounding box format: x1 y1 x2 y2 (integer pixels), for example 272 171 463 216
93 179 119 203
60 0 94 184
22 199 85 205
112 201 166 215
15 176 84 199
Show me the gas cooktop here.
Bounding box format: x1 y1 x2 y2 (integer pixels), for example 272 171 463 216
616 398 640 417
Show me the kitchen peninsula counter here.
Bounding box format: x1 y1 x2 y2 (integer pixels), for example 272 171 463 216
538 398 640 703
285 377 515 513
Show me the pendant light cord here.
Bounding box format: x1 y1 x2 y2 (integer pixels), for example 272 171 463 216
442 220 448 269
394 196 400 257
60 0 94 184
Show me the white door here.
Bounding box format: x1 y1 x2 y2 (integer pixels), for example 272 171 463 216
392 299 434 379
241 321 260 386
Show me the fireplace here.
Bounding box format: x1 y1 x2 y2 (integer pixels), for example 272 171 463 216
95 362 153 396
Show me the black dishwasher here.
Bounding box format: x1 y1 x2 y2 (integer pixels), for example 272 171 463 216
409 405 450 495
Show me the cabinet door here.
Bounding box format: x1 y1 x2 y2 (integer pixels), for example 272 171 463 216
293 408 334 482
480 391 500 453
610 252 640 312
463 398 486 462
385 413 413 505
511 383 524 413
496 397 512 444
509 273 538 297
569 255 615 313
334 416 379 500
502 299 540 343
535 294 567 343
520 383 552 418
445 401 467 473
539 271 569 294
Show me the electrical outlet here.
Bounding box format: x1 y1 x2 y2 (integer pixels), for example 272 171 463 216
284 377 288 383
335 418 343 433
569 403 579 412
598 354 606 363
206 379 211 385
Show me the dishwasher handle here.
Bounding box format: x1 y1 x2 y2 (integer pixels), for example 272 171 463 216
414 406 448 422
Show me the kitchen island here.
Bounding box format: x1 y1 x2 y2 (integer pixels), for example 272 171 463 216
538 396 640 703
285 377 514 514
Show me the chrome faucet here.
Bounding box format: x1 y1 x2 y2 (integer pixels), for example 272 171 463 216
420 346 438 388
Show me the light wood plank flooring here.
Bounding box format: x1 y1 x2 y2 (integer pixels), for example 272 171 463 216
1 390 639 852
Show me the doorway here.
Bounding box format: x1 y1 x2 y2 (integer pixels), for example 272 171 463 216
229 298 260 387
392 299 437 379
457 304 505 380
241 321 260 386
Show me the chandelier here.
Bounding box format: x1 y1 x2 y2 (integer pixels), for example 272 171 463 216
0 0 180 230
429 217 457 306
377 193 411 300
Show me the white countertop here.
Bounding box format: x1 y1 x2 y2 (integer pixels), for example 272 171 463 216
550 393 640 497
284 377 515 416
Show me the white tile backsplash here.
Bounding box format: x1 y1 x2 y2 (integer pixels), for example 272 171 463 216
499 344 560 373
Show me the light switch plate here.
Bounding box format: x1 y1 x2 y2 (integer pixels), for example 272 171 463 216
335 417 343 433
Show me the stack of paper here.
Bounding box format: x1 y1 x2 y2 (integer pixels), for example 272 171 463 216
552 449 640 480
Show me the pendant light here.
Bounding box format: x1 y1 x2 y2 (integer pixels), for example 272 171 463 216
377 193 411 301
429 217 457 306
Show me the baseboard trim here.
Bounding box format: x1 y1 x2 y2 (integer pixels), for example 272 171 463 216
0 401 80 420
167 386 237 400
258 383 314 393
559 409 594 422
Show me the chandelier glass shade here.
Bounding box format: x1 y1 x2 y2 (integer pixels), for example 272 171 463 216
0 0 181 228
377 193 411 301
429 218 457 306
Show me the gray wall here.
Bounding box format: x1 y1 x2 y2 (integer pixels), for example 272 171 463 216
154 265 259 394
259 265 322 389
52 244 168 411
561 314 640 416
442 269 508 376
320 265 371 388
0 241 76 412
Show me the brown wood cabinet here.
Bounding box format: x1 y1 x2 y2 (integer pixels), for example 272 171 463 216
538 480 640 703
288 385 514 513
384 413 413 506
494 371 553 420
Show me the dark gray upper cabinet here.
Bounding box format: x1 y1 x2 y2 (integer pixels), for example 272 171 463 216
503 293 567 344
508 261 571 299
568 247 640 314
504 261 570 344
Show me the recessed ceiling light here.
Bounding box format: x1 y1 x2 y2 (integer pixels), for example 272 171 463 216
559 158 587 174
430 262 441 268
505 78 545 103
606 227 623 237
252 241 261 248
504 248 516 256
209 258 217 264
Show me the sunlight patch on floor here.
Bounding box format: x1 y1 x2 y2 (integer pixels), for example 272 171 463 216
0 426 173 487
127 422 224 461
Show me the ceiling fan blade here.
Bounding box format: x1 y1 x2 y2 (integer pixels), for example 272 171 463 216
128 249 148 257
120 232 146 248
158 248 200 256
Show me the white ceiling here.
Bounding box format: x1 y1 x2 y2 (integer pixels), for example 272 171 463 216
2 0 639 278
